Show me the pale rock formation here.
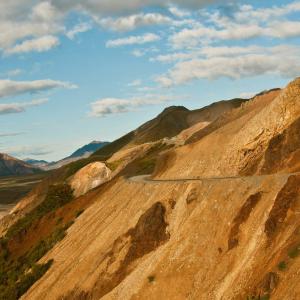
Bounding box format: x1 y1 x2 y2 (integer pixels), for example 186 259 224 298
70 162 112 197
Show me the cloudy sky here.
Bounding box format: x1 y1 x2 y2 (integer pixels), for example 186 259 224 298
0 0 300 161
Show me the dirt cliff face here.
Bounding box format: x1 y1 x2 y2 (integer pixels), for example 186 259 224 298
1 78 299 299
21 174 300 300
155 80 299 179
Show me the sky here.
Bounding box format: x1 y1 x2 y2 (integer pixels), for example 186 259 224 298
0 0 300 161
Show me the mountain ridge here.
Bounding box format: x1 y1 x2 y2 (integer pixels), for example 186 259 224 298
0 153 41 177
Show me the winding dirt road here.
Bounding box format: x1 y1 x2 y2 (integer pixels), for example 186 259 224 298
128 172 300 184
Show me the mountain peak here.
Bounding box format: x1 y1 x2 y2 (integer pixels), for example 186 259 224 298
160 106 189 115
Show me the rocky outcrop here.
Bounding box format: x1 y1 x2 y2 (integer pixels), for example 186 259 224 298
69 162 112 197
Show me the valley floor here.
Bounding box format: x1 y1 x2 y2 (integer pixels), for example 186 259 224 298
0 173 46 218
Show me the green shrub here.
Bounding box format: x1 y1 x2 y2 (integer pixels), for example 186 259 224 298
6 184 73 240
0 184 75 300
0 260 53 300
277 261 287 271
56 216 63 225
106 160 122 172
0 224 68 299
147 275 155 283
137 158 156 175
132 142 172 176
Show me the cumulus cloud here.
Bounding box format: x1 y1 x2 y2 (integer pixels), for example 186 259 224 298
3 0 299 57
170 2 300 49
89 94 174 117
66 22 92 39
169 6 191 18
170 21 300 48
0 0 203 53
0 2 63 50
5 35 60 55
106 33 160 47
98 13 172 31
51 1 215 15
0 98 48 115
156 45 300 87
151 46 264 63
234 2 300 23
0 79 77 98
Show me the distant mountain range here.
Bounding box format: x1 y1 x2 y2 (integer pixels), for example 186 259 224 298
68 141 110 159
24 159 49 169
0 141 110 177
0 153 41 177
26 141 110 171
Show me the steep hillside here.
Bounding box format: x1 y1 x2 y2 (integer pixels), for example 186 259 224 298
94 99 248 159
0 153 41 177
1 79 300 300
154 85 293 179
21 173 300 300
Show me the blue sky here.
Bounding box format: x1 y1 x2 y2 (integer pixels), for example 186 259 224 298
0 0 300 161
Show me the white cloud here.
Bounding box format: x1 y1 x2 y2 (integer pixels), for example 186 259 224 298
131 46 159 57
0 79 77 98
0 98 48 115
128 79 142 87
5 35 60 55
170 21 300 48
169 6 191 18
98 13 172 31
235 2 300 23
66 22 92 39
0 2 63 50
151 46 264 63
2 0 298 55
269 21 300 38
106 33 160 47
132 49 145 57
52 1 215 17
170 1 300 49
151 52 194 63
239 92 256 99
89 94 174 117
156 45 300 87
0 0 216 42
